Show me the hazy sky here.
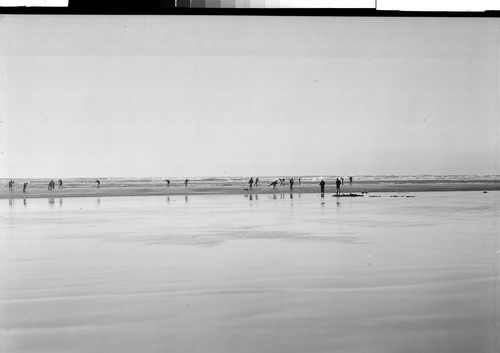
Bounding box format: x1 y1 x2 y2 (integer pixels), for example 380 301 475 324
1 15 499 178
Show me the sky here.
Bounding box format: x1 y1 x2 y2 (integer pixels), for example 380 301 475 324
1 15 499 178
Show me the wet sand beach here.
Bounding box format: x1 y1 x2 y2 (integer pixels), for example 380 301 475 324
1 191 499 353
2 181 500 199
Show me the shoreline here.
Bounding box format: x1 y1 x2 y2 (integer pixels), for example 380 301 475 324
2 182 499 200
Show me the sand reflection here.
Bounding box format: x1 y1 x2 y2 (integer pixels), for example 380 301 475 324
2 192 499 353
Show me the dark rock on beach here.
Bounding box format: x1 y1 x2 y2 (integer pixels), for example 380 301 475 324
332 193 364 197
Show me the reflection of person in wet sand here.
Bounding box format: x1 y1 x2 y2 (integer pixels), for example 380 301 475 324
95 180 101 188
320 179 325 193
336 178 341 195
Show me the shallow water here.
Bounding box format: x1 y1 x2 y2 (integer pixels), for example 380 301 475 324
1 192 499 353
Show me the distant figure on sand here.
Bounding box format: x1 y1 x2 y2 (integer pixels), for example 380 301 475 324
298 177 301 186
254 177 259 186
320 179 325 194
336 178 341 195
269 180 278 189
184 179 189 187
248 177 253 189
23 182 28 192
8 180 14 191
48 179 55 190
95 179 101 188
165 179 170 186
341 177 344 185
349 176 353 185
290 178 294 190
58 179 63 189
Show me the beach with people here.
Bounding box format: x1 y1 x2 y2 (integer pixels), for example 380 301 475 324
2 175 499 200
2 179 499 353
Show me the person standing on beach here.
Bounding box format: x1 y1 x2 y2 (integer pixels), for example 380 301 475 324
320 179 325 194
341 177 344 185
95 179 101 188
165 179 170 186
8 180 14 191
298 177 301 186
23 182 28 192
184 179 189 187
248 177 254 190
58 179 63 189
255 177 259 187
336 178 341 195
349 176 353 185
290 178 294 190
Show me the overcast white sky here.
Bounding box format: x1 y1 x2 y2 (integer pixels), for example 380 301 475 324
1 16 499 178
